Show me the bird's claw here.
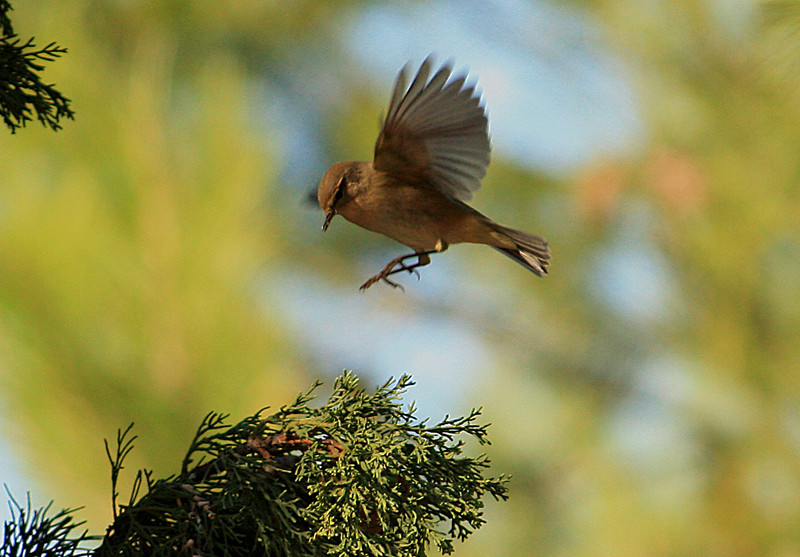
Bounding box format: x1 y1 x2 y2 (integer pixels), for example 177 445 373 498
397 262 420 280
359 250 434 291
359 273 404 292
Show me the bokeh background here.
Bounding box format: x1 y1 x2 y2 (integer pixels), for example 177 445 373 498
3 0 800 554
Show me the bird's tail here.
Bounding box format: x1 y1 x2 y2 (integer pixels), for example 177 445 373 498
490 223 551 277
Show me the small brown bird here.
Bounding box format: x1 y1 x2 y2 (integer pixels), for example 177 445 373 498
318 56 550 290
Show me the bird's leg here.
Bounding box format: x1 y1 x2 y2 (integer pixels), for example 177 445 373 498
360 250 436 291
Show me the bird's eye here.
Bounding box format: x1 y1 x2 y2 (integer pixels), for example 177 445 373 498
334 178 345 201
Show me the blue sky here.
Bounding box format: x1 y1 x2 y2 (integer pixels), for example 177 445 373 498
343 0 641 172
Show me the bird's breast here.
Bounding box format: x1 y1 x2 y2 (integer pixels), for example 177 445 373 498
338 182 468 251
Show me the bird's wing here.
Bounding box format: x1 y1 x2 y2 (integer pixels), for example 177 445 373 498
373 56 491 201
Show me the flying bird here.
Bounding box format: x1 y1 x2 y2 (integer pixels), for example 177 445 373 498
317 56 550 290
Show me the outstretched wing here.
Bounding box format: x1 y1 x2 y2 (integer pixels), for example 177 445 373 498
373 56 491 201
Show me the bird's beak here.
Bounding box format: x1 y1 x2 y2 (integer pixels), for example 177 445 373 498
322 211 335 231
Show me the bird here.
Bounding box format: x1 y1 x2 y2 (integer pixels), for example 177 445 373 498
317 55 550 290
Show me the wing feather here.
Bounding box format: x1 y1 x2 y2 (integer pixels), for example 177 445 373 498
373 56 491 201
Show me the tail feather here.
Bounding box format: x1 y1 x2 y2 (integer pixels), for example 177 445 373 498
490 224 551 277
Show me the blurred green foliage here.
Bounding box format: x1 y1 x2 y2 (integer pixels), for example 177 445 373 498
1 1 800 556
0 0 312 528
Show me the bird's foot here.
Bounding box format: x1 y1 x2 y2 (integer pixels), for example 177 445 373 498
359 257 409 291
359 251 433 291
359 274 404 291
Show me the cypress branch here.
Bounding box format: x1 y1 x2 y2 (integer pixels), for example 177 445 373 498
3 372 508 556
0 1 73 133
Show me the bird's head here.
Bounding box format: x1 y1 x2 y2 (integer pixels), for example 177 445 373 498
317 161 356 231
